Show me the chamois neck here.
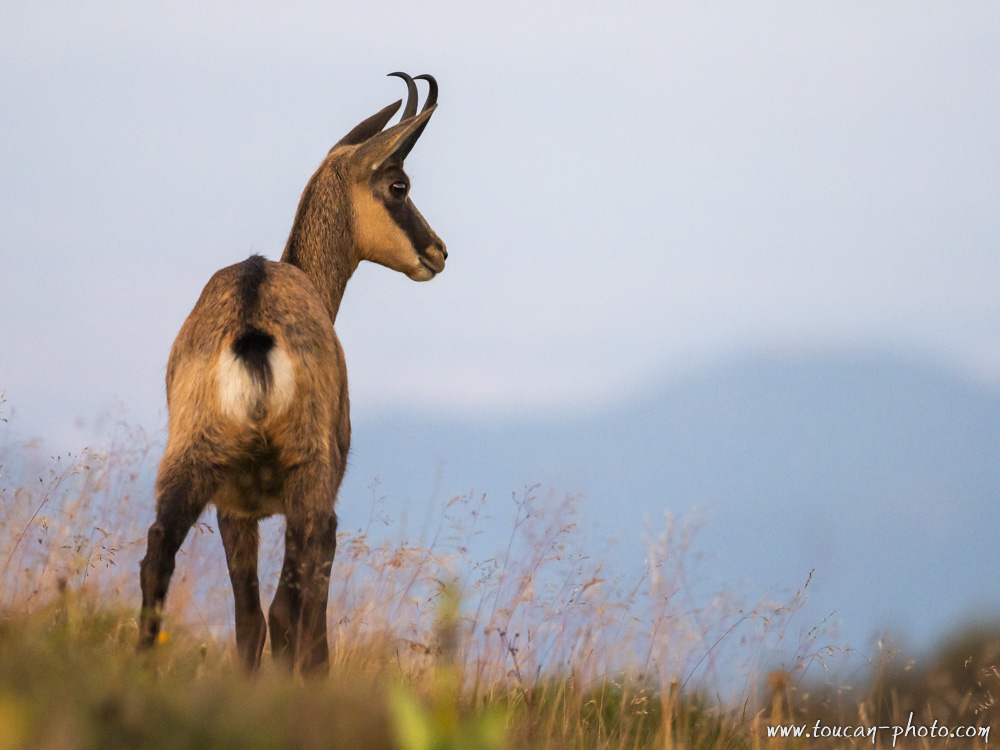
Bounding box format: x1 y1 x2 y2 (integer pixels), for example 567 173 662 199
279 170 359 323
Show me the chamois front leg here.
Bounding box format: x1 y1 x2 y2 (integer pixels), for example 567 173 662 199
138 471 209 651
268 533 301 671
218 512 266 671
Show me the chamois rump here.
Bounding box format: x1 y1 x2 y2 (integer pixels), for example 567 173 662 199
138 73 446 673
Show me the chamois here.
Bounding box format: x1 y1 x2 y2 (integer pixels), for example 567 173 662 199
138 73 446 673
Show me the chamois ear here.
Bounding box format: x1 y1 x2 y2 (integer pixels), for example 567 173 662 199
353 105 437 171
333 99 404 149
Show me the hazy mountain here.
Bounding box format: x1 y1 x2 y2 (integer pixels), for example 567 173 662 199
343 350 1000 653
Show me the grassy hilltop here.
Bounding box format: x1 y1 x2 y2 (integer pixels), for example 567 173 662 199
0 402 996 749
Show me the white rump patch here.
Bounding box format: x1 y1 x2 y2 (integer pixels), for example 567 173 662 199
267 345 296 414
217 349 257 422
216 344 296 422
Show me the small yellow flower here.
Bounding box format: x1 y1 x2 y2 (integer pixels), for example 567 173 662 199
157 631 169 644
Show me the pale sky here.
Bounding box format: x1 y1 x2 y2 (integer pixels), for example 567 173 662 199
2 2 999 442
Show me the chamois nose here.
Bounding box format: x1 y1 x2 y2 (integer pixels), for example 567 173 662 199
437 241 447 260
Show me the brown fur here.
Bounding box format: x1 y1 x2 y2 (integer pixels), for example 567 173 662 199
138 79 446 673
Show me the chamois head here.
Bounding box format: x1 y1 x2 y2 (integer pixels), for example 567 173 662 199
328 72 446 282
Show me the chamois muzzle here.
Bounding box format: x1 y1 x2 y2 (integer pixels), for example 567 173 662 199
417 239 447 278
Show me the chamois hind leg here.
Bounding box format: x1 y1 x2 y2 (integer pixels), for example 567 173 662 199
218 512 266 671
290 507 338 674
138 467 211 651
269 464 338 674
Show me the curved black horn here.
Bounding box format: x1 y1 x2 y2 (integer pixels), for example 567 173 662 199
414 74 438 112
388 72 418 120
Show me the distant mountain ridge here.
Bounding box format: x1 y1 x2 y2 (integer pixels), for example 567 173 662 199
343 351 1000 652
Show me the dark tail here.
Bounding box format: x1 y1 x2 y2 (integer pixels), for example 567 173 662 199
233 254 275 391
232 327 275 391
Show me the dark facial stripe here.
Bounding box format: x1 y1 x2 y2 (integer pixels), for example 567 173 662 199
385 196 435 255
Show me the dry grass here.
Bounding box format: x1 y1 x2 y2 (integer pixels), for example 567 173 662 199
0 396 996 748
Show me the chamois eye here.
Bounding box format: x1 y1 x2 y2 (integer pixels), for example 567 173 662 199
390 181 407 198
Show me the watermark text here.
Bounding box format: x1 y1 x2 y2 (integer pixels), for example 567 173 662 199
766 713 990 746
